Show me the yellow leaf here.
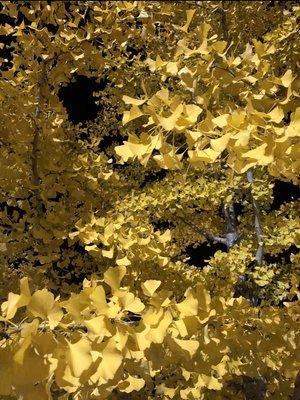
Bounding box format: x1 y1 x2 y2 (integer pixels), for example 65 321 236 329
212 41 227 54
122 95 147 105
120 292 145 313
242 143 274 165
27 289 63 329
268 106 284 123
115 142 134 162
153 152 183 169
156 104 184 131
89 285 109 315
188 147 220 163
286 107 300 137
84 315 112 337
176 288 198 317
210 132 231 153
145 310 173 343
91 339 123 382
166 62 178 75
13 319 39 364
197 374 223 390
212 114 229 128
0 348 13 395
180 9 196 33
102 247 114 258
104 266 127 291
183 104 202 124
141 280 161 297
228 110 246 128
1 277 31 320
157 229 171 243
119 375 145 393
122 106 143 125
66 337 92 378
281 69 293 88
195 284 211 312
116 256 131 266
172 338 199 357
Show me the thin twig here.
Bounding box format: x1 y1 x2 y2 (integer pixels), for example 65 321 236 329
176 214 228 245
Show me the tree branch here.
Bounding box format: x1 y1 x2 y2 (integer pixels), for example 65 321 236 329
247 169 264 264
176 214 228 246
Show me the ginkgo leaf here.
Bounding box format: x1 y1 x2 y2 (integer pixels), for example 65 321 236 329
114 142 134 162
116 256 131 266
176 289 198 317
91 340 123 382
66 337 92 378
281 69 293 88
210 132 231 153
118 375 145 393
179 9 196 33
1 277 31 319
145 310 173 343
166 61 178 75
156 104 184 131
196 374 223 390
212 114 229 128
153 152 183 169
122 105 144 125
172 337 199 357
13 319 39 365
268 106 284 123
242 143 274 165
188 147 220 163
195 284 211 312
27 289 63 329
286 107 300 137
120 292 145 313
104 265 127 291
157 229 171 243
183 104 202 124
141 280 161 297
89 285 109 315
122 95 147 105
84 315 112 337
102 247 114 258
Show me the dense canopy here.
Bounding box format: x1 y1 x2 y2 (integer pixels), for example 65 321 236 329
0 2 299 399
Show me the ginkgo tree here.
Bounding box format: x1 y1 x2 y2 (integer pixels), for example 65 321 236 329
0 1 299 400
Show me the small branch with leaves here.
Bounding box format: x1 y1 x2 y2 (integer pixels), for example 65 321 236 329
176 204 241 250
247 169 264 265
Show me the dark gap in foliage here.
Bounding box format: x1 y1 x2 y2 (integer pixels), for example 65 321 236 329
264 244 299 265
233 274 262 307
278 293 298 308
283 110 291 124
47 192 64 202
140 169 168 188
266 0 276 9
233 202 245 218
0 10 16 70
58 75 108 124
152 220 175 232
43 23 58 35
0 202 26 222
271 179 300 210
184 242 227 269
124 44 147 63
98 129 124 156
10 257 27 270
